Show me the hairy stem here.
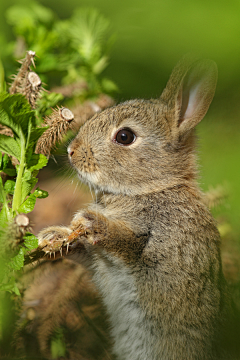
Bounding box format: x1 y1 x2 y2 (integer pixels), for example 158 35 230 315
12 137 25 212
0 176 11 222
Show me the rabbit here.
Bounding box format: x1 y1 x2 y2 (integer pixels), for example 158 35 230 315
38 57 239 360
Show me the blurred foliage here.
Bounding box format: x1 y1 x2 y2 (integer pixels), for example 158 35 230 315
0 2 118 101
51 328 67 358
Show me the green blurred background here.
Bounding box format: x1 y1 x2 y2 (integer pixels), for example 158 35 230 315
0 0 239 236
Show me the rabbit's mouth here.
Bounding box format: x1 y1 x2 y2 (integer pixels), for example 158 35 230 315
76 169 101 190
76 169 122 196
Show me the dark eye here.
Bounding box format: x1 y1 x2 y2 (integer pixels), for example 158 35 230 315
114 128 136 146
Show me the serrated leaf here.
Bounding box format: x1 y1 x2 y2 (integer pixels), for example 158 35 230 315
18 193 37 213
21 177 38 203
0 135 21 160
23 233 38 250
10 247 25 270
4 180 15 195
1 154 17 176
27 153 48 172
0 94 22 138
0 93 35 139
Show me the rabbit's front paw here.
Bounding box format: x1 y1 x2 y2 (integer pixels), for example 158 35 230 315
38 226 72 255
71 211 108 246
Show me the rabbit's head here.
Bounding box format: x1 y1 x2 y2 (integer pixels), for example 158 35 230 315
68 58 217 196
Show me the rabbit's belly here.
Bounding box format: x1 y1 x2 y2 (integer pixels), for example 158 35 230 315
92 252 159 360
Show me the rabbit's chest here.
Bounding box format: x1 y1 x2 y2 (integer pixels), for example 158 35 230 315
92 252 159 360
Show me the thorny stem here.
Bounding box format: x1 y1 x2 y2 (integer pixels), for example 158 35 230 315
24 228 86 265
9 51 35 95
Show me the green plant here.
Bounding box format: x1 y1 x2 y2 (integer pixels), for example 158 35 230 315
0 3 118 356
3 2 118 101
0 52 77 358
0 78 48 295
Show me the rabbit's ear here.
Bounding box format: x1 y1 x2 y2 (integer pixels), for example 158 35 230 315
160 58 218 139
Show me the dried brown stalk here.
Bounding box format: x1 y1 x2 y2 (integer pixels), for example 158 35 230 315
9 51 43 109
12 214 31 241
9 50 36 95
24 227 86 265
24 71 42 108
35 107 74 157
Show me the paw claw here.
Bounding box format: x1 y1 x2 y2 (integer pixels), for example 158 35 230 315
38 226 72 254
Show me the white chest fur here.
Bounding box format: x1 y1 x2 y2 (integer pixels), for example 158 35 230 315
92 252 159 360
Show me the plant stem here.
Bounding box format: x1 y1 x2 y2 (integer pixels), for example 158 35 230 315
0 176 11 222
12 136 25 212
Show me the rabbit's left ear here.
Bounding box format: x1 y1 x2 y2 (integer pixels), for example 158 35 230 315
160 58 218 139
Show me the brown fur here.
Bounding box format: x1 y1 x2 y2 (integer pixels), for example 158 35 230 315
38 58 239 360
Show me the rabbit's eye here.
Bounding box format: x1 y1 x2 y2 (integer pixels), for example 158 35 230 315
114 128 136 146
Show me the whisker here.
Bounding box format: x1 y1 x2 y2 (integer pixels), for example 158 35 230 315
88 183 95 203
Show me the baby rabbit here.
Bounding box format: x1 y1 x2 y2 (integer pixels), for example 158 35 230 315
38 58 238 360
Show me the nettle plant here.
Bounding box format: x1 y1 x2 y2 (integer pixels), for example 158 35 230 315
0 51 74 295
0 4 117 297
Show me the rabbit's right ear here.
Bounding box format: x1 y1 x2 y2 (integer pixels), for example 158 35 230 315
160 58 218 140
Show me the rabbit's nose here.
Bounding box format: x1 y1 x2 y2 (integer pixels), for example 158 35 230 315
67 146 74 158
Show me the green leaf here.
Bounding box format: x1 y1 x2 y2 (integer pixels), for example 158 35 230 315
10 247 25 270
23 233 38 250
13 284 21 296
51 329 66 358
101 78 119 93
22 169 31 181
0 206 11 227
34 187 48 199
18 184 48 213
28 127 48 147
1 154 17 176
21 175 38 203
18 193 37 213
4 180 15 195
3 168 16 176
0 277 20 294
0 93 20 134
0 93 35 139
27 153 48 172
0 135 21 160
